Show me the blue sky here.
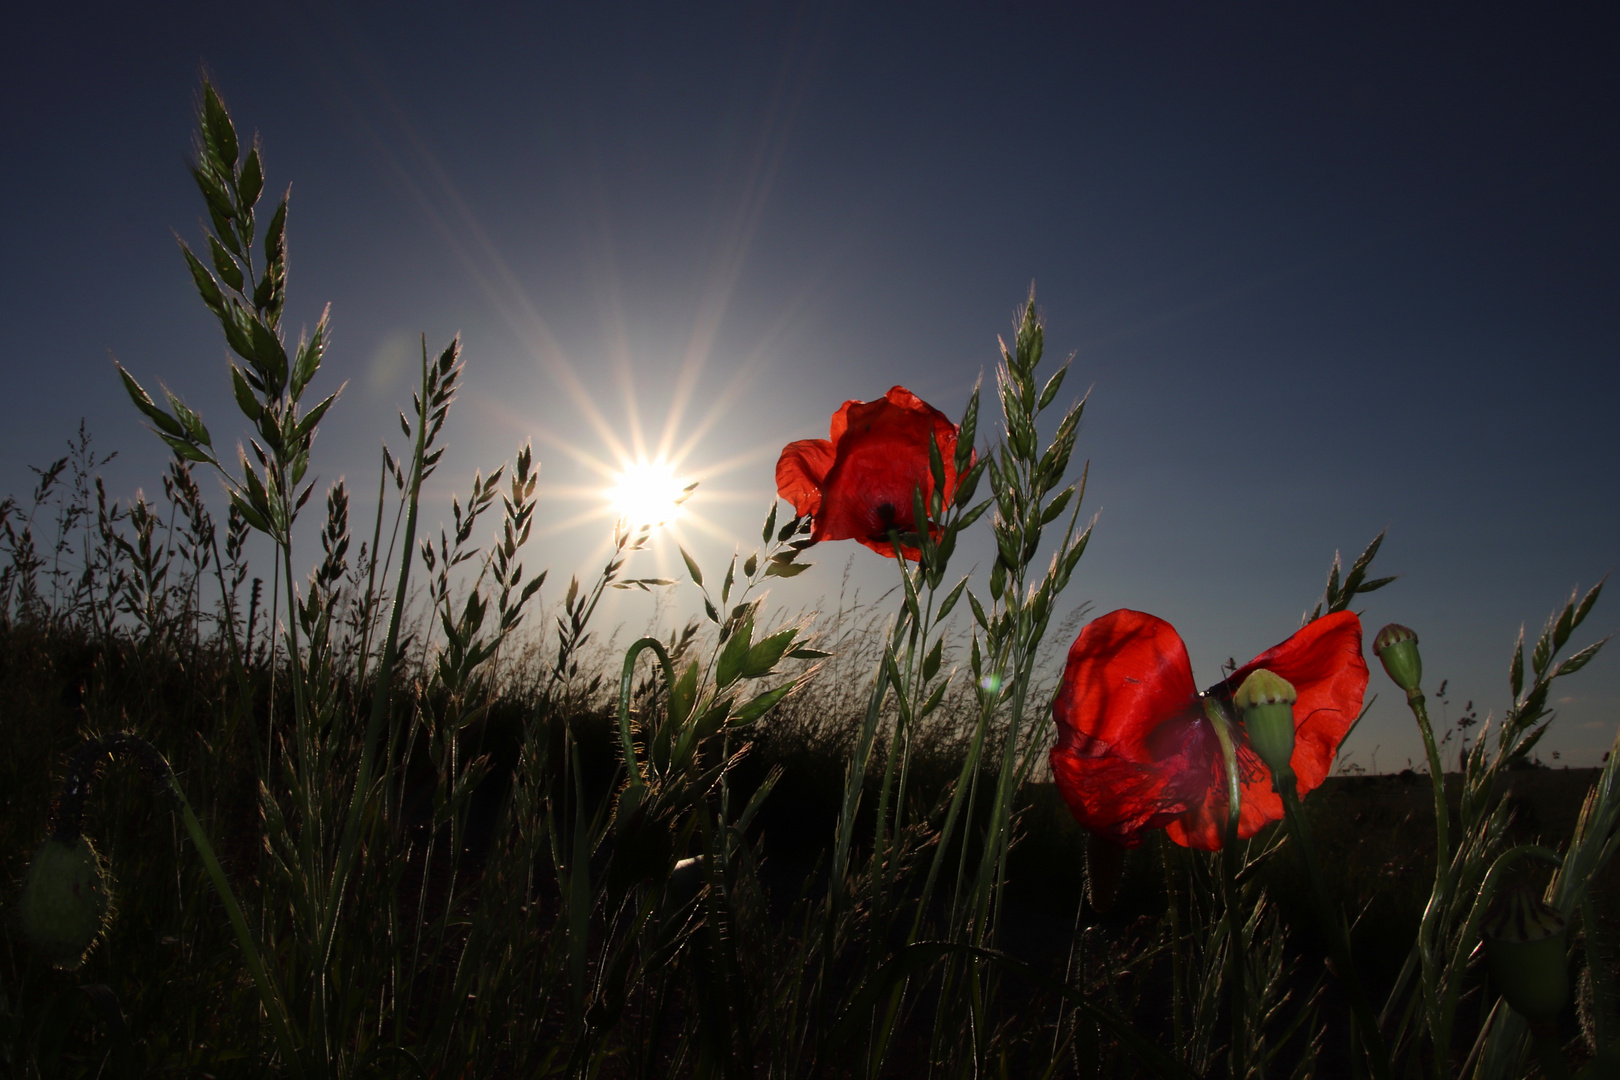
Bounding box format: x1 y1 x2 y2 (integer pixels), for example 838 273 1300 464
3 2 1616 766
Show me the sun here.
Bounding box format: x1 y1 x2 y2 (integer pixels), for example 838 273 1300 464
608 458 693 529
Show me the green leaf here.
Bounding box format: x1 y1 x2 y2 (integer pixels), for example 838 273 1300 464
954 457 987 509
786 647 830 660
1036 361 1069 411
669 660 699 727
968 590 988 631
679 545 703 586
955 381 980 475
291 305 329 399
743 627 797 679
721 555 736 605
160 434 212 463
292 389 341 443
1040 485 1074 526
919 679 949 718
928 429 946 499
1510 626 1526 701
230 365 262 420
180 243 226 316
716 613 754 689
192 164 234 222
762 501 778 544
229 491 271 534
922 636 944 682
734 682 796 725
956 499 991 533
1553 638 1608 680
263 199 287 269
250 319 288 391
202 83 239 169
937 576 969 620
1554 592 1577 653
208 235 243 293
764 560 810 579
238 146 264 209
164 391 212 448
1574 578 1605 630
1533 624 1554 679
116 365 186 437
743 552 758 578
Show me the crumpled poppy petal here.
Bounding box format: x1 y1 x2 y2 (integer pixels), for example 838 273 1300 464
1050 610 1206 848
775 439 836 519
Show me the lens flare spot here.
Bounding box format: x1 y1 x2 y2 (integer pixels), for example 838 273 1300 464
608 459 692 528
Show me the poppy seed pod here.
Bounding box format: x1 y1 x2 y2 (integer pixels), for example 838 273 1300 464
17 834 111 969
1483 886 1570 1022
1373 624 1423 695
1234 668 1298 783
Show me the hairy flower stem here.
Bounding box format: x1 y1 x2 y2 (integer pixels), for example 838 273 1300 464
1402 685 1455 1077
1276 773 1393 1080
1529 1019 1574 1080
1204 700 1250 1078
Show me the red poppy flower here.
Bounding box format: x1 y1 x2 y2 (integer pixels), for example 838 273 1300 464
1049 609 1367 851
775 386 962 561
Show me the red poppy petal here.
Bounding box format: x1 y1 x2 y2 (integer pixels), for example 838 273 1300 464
1050 747 1191 848
1050 611 1206 848
1168 612 1368 851
1226 611 1367 798
827 398 859 445
1166 745 1284 851
775 439 836 518
1053 610 1199 751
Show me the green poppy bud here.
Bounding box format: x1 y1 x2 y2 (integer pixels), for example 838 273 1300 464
1373 624 1423 695
1483 885 1569 1022
17 835 111 969
1234 668 1297 783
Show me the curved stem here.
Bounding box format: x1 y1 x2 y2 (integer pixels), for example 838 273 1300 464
618 636 675 790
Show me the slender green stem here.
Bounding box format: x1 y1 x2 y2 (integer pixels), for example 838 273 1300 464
1203 700 1249 1079
1529 1019 1574 1080
1403 687 1454 1077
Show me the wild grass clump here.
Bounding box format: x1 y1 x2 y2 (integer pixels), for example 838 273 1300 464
2 79 1618 1080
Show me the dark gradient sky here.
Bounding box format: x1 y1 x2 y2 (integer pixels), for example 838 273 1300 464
4 3 1616 767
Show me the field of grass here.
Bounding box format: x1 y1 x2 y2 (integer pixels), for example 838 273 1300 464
2 80 1617 1080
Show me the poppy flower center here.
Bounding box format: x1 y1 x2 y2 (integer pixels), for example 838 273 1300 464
867 501 900 540
1144 703 1215 764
